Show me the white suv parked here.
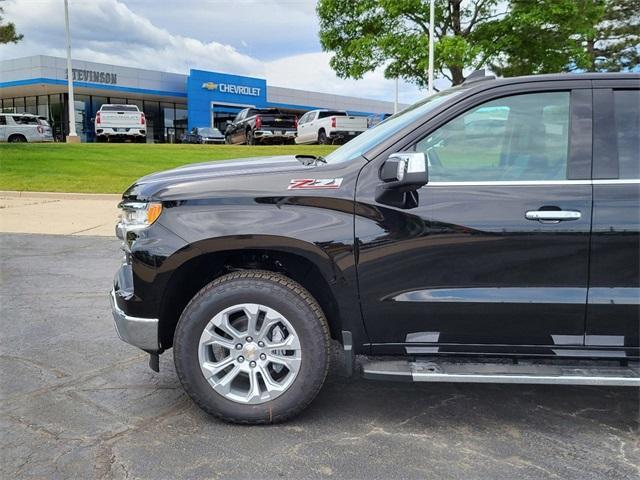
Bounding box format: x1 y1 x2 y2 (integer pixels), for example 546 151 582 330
0 113 54 143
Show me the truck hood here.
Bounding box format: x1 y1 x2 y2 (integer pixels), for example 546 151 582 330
123 155 324 201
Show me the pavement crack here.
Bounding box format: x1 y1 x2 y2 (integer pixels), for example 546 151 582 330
0 354 71 379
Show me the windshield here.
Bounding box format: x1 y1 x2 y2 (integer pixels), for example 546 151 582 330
324 87 464 164
198 128 220 136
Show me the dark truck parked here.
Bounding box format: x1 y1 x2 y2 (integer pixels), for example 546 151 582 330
224 107 297 145
111 72 640 424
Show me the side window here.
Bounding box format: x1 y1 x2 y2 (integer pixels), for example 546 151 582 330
613 90 640 179
234 110 245 123
0 116 6 126
13 115 39 125
414 92 571 182
299 113 309 125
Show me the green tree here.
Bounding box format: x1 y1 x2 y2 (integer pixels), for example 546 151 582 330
317 0 506 87
0 6 23 44
485 0 639 76
317 0 638 88
585 0 640 71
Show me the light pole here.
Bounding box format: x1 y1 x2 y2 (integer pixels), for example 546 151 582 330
428 0 435 95
64 0 79 142
394 77 399 114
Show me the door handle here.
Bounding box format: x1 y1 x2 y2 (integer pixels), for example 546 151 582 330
525 210 581 222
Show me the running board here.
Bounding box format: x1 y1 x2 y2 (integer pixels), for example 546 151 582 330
362 360 640 386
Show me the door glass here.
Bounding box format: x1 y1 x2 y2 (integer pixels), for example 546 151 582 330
415 92 571 182
613 90 640 179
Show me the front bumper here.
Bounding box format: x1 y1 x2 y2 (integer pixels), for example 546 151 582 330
110 288 159 352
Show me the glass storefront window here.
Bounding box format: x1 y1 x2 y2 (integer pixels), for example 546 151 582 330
91 96 108 120
143 100 161 143
1 95 188 143
127 99 144 110
1 98 13 112
26 97 37 115
175 104 187 140
73 94 92 142
49 94 64 141
162 102 175 142
14 97 25 113
162 103 175 128
37 96 49 118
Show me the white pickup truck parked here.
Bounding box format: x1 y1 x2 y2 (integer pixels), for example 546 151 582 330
95 104 146 142
295 110 368 145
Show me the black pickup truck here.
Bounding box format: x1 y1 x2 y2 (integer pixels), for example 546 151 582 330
111 72 639 424
224 107 297 145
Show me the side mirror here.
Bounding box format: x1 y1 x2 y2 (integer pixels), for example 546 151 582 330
379 152 428 191
375 152 428 209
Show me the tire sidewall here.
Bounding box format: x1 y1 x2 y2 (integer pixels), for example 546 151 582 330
174 274 329 423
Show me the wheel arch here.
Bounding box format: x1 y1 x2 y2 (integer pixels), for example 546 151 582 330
8 133 27 142
157 236 349 350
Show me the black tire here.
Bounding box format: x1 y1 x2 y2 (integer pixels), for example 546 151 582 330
174 270 330 424
8 134 27 143
318 129 328 145
246 129 255 145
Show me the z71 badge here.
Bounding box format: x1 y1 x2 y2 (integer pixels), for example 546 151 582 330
288 178 343 190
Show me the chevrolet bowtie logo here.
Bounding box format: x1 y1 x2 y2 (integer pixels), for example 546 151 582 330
201 82 218 90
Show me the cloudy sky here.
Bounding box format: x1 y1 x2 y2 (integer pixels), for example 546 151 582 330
1 0 428 104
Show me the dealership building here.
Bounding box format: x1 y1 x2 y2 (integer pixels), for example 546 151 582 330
0 55 398 142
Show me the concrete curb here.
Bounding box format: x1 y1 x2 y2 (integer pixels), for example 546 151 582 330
0 190 121 201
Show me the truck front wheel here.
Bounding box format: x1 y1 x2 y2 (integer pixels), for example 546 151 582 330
173 270 330 424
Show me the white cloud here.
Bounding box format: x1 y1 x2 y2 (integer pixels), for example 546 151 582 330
1 0 426 104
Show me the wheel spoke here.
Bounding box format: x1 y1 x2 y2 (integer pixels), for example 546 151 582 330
214 311 243 340
200 328 236 350
267 334 300 351
258 365 286 393
256 312 282 340
243 304 260 337
201 356 235 378
246 369 263 402
212 364 243 395
268 353 301 371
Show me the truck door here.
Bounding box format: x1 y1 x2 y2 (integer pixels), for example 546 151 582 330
0 115 6 141
355 84 594 354
587 82 640 353
297 112 310 143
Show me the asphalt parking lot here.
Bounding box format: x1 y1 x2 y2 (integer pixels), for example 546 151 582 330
1 233 638 480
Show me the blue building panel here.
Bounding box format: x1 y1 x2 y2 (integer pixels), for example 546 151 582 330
187 69 267 129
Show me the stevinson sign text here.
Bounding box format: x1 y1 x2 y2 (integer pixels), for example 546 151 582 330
65 69 117 85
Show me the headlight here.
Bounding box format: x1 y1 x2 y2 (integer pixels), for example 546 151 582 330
118 201 163 231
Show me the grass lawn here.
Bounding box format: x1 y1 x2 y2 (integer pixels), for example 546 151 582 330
0 143 338 194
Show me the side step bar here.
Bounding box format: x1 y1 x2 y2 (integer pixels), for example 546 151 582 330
362 360 640 387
